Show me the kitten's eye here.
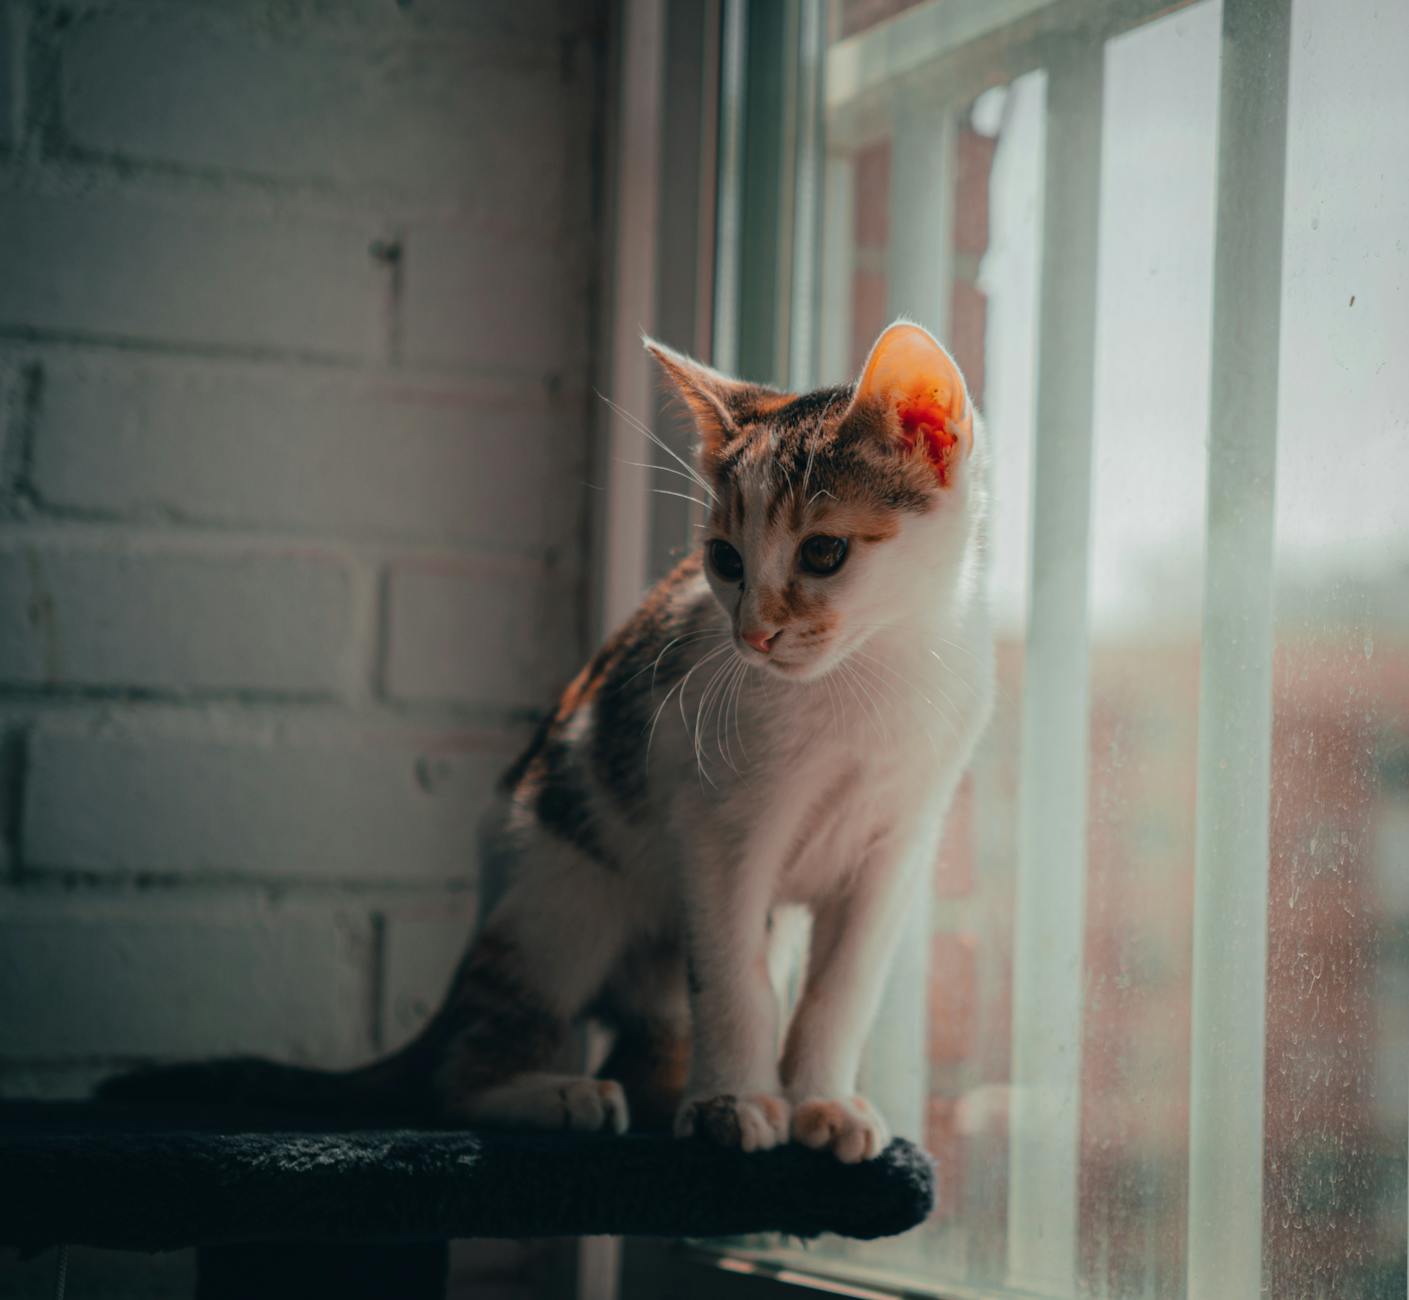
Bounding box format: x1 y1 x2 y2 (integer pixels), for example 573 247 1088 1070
709 539 745 582
799 535 849 576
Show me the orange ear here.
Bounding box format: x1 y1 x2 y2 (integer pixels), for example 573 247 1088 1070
850 322 973 485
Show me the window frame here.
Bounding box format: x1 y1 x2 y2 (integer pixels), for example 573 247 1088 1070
607 0 1308 1296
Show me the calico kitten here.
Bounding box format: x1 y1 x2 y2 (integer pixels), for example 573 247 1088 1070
102 321 994 1164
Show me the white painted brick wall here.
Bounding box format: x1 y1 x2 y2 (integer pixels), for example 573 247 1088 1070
22 715 517 883
60 12 574 208
401 221 594 374
381 904 481 1052
0 536 355 695
0 0 602 1109
26 357 581 550
382 557 578 708
0 5 604 1287
0 899 374 1062
0 190 385 358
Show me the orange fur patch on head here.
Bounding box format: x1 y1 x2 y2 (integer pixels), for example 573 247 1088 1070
756 578 833 627
803 497 901 546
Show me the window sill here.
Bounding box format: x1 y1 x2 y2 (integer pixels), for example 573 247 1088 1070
679 1243 1026 1300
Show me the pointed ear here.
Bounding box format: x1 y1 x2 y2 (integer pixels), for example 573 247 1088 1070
846 322 974 485
643 338 745 459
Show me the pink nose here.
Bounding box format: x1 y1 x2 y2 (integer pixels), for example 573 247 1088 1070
740 627 779 654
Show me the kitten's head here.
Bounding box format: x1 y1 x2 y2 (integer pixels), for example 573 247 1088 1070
647 321 982 680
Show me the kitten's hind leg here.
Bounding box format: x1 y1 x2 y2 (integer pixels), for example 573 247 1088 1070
448 1072 630 1134
597 1023 689 1132
427 844 632 1127
595 940 692 1131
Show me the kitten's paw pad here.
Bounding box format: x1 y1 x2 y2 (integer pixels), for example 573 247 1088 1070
791 1095 889 1163
675 1093 790 1152
560 1078 630 1134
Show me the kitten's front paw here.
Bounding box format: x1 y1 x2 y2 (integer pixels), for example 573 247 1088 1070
675 1092 791 1152
791 1095 889 1163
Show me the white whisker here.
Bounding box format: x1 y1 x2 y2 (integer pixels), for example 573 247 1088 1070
597 391 718 503
836 662 883 744
821 669 842 738
652 487 713 512
679 644 732 786
853 657 941 754
618 459 711 492
730 661 750 761
615 629 722 693
694 653 733 775
646 642 729 764
714 659 743 773
843 660 891 743
801 438 819 501
852 647 963 740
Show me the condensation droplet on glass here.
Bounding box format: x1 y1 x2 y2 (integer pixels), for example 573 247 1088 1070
1362 634 1373 659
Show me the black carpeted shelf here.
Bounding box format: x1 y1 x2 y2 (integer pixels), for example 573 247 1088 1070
1 1102 935 1256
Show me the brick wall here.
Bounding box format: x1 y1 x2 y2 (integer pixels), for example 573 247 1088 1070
0 1 605 1292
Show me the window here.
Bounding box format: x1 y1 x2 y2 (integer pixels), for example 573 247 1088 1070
686 0 1409 1296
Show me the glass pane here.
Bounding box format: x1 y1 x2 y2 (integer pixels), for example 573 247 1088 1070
1265 0 1409 1293
1080 6 1220 1295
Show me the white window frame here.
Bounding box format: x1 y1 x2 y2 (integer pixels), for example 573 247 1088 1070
600 1 1321 1297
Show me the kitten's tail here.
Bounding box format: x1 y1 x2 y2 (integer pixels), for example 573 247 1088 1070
95 1024 444 1119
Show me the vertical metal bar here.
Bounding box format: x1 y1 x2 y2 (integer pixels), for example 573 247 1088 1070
734 0 792 384
649 0 724 576
599 0 666 635
583 6 667 1293
770 0 802 383
1185 2 1291 1296
786 0 826 391
1006 44 1104 1297
693 0 722 364
712 0 747 375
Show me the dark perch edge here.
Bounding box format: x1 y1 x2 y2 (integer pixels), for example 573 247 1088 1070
1 1101 935 1255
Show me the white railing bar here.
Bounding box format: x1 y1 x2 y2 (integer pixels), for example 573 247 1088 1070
885 101 956 341
816 154 856 387
711 0 748 375
1185 1 1292 1296
826 0 1201 142
853 101 960 1154
828 0 1056 110
1007 40 1104 1298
